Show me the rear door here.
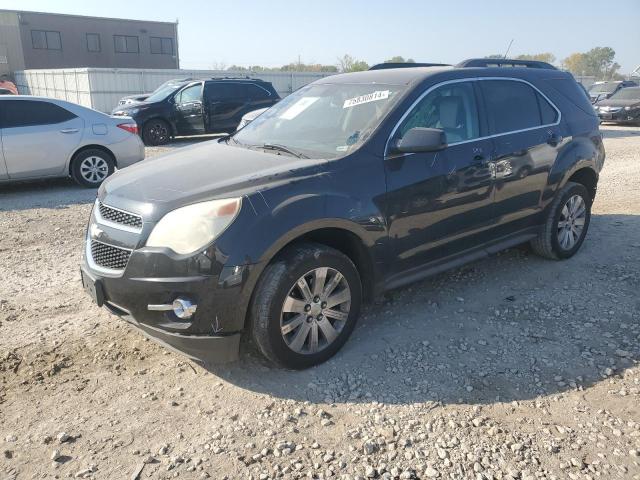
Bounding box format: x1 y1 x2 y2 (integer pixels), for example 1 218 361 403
0 99 84 179
174 83 205 135
478 79 561 231
205 83 249 132
383 80 496 273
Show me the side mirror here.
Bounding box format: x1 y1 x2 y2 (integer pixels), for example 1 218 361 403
394 127 447 154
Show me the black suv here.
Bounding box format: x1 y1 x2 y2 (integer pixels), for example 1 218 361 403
112 78 280 145
82 62 604 369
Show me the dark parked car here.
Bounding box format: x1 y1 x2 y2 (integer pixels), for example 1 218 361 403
587 80 638 103
595 87 640 124
82 63 604 369
0 88 14 95
111 77 280 145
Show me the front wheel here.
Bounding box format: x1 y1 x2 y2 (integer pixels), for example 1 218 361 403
249 243 362 369
531 181 591 259
142 119 170 146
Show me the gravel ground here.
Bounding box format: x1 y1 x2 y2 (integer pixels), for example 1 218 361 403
1 126 639 480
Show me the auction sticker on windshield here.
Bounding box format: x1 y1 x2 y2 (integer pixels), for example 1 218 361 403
343 90 390 108
280 97 319 120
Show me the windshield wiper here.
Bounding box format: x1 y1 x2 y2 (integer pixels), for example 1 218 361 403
261 143 308 159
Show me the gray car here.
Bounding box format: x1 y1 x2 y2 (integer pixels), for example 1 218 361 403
0 96 145 187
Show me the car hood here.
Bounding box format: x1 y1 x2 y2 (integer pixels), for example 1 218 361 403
596 99 640 108
99 140 325 220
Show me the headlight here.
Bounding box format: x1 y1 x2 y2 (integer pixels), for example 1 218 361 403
146 198 242 255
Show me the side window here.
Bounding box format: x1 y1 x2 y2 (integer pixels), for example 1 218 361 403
176 84 202 104
480 80 555 134
1 100 76 128
398 81 480 143
248 84 270 100
205 83 247 101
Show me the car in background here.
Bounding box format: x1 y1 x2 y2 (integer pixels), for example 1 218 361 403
595 86 640 125
236 107 269 130
112 78 280 145
0 96 144 187
116 77 195 107
587 80 638 103
0 88 14 95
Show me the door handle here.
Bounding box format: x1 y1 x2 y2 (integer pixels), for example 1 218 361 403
60 128 79 134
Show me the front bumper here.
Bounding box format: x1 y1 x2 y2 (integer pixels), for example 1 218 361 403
81 263 244 364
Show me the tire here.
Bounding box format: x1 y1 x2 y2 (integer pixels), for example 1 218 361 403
530 181 591 260
70 149 115 188
142 119 170 146
250 243 362 369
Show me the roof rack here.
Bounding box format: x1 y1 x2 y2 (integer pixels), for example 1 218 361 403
369 62 450 71
456 59 557 70
209 76 258 81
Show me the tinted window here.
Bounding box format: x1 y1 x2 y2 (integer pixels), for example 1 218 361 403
114 35 139 53
248 84 271 99
481 80 547 134
399 81 480 143
1 100 77 128
86 33 100 52
538 92 558 124
176 84 202 103
31 30 61 50
205 83 247 100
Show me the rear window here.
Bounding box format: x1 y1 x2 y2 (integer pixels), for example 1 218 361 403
0 100 77 128
248 84 271 99
205 83 248 100
480 80 558 134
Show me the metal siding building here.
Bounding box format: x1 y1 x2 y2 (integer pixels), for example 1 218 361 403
15 68 336 113
0 9 178 76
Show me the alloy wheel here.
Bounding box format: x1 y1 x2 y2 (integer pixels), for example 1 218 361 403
80 156 109 184
149 122 168 143
557 194 586 250
280 267 351 355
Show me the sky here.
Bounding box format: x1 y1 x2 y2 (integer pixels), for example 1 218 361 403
5 0 640 73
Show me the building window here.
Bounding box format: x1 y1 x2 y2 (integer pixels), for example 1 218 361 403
150 36 174 55
31 30 62 50
114 35 139 53
86 33 101 52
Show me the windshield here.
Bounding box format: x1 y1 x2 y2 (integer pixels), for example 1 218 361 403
232 83 407 159
145 83 184 103
610 87 640 101
589 83 618 94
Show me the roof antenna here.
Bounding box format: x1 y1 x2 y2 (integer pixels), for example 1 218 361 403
503 39 514 59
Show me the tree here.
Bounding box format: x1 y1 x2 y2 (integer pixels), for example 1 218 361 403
384 56 415 64
484 54 505 59
563 47 620 79
337 54 369 73
515 52 556 64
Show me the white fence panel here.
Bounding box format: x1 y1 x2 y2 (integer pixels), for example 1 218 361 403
16 68 335 113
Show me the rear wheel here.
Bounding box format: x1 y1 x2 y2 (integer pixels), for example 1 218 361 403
250 243 362 369
71 149 115 188
142 119 170 145
531 181 591 259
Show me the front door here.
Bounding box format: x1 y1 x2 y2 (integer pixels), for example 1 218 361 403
478 79 562 231
174 83 205 135
383 80 496 274
0 99 83 179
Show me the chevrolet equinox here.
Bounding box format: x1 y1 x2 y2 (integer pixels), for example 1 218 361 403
81 63 605 369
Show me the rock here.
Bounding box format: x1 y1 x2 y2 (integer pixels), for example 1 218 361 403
74 465 97 478
51 449 63 461
424 466 439 478
365 465 376 478
57 432 71 443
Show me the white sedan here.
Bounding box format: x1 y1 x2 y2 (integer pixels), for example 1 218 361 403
0 96 144 187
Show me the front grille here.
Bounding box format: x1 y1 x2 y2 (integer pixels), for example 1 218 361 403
98 202 142 230
90 241 131 271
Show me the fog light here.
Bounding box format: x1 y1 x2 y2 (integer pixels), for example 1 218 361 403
172 297 197 319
